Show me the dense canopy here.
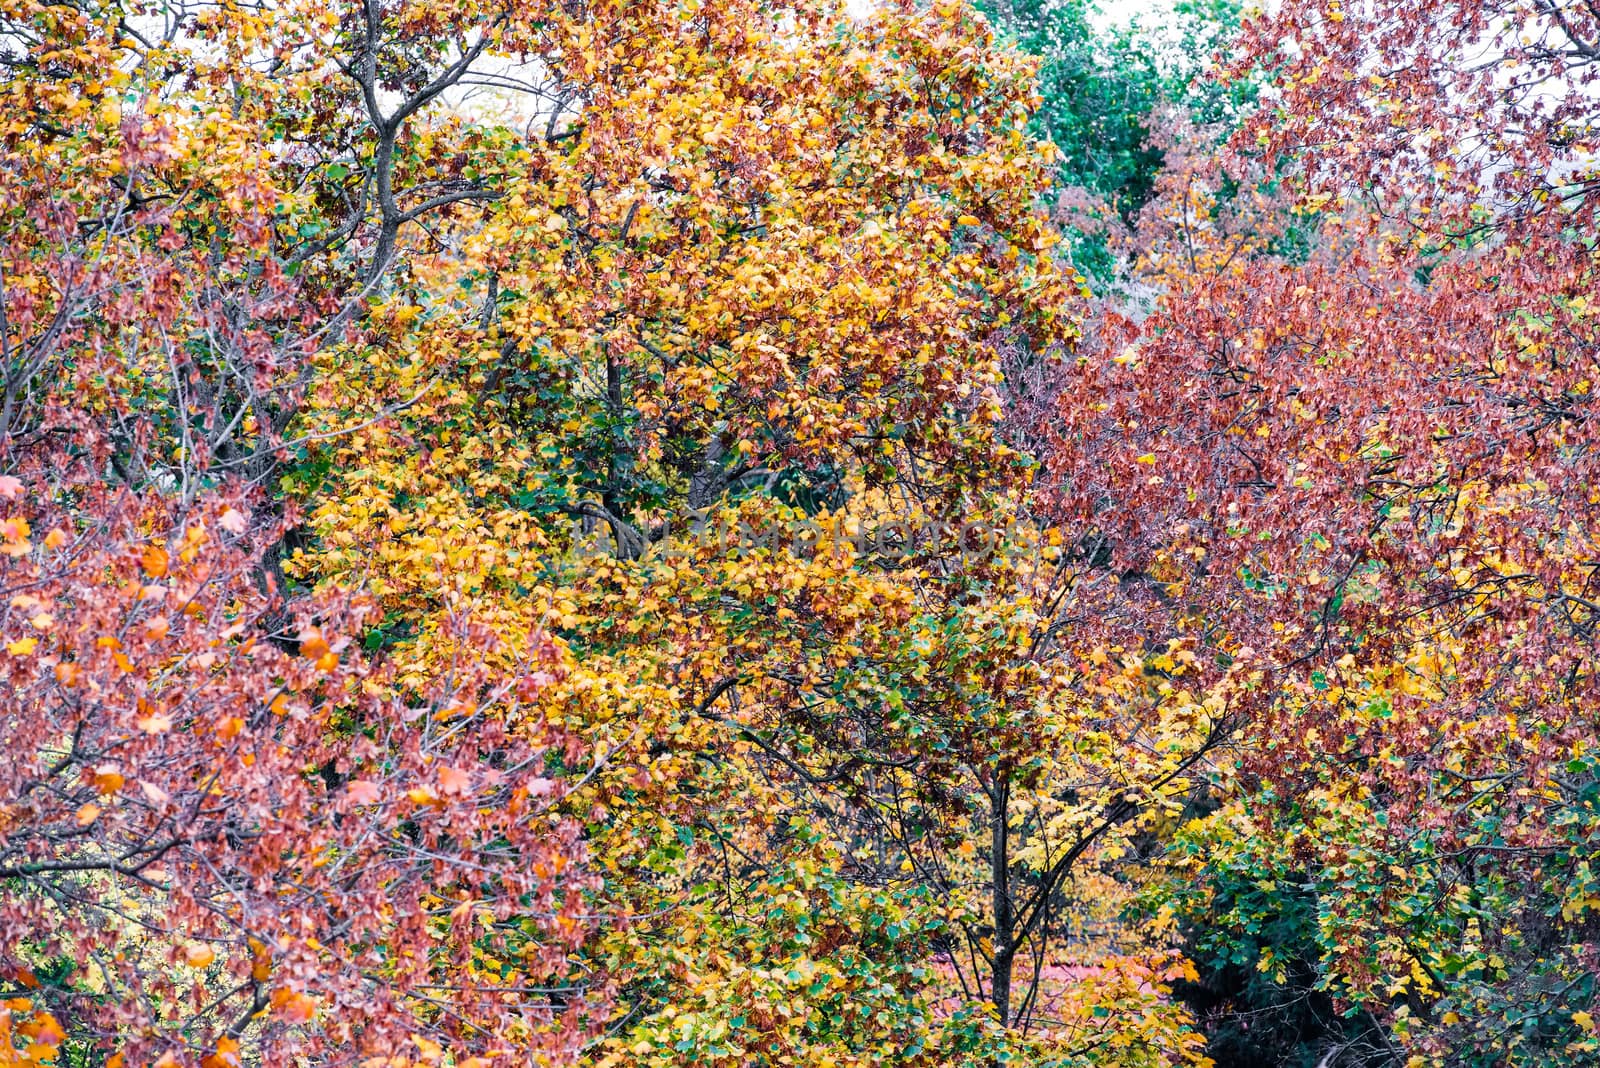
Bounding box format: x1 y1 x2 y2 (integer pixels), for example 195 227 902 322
2 0 1597 1066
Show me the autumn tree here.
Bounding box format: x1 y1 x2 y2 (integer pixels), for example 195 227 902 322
281 0 1227 1061
1029 0 1600 1062
0 479 595 1068
0 0 607 1063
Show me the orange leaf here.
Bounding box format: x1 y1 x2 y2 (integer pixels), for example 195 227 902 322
201 1037 241 1068
270 988 316 1023
1 517 31 555
249 938 271 981
140 545 169 577
20 1011 63 1047
298 628 330 661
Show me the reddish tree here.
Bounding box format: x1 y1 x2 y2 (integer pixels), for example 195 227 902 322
1029 0 1600 1057
0 474 596 1068
0 0 602 1062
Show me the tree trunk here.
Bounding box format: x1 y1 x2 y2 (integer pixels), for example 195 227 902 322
991 778 1014 1027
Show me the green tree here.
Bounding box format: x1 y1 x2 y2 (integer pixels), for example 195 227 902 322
978 0 1243 217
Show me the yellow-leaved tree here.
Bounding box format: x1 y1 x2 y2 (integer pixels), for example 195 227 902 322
285 0 1213 1065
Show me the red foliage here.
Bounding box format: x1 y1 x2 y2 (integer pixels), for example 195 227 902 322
0 7 600 1057
0 473 597 1067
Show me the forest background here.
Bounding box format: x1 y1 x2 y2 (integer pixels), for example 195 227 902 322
1 0 1598 1066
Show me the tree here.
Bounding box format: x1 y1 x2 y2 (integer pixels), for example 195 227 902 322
978 0 1244 216
283 0 1222 1062
975 0 1249 286
0 480 595 1068
1032 0 1600 1061
1 0 606 1062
